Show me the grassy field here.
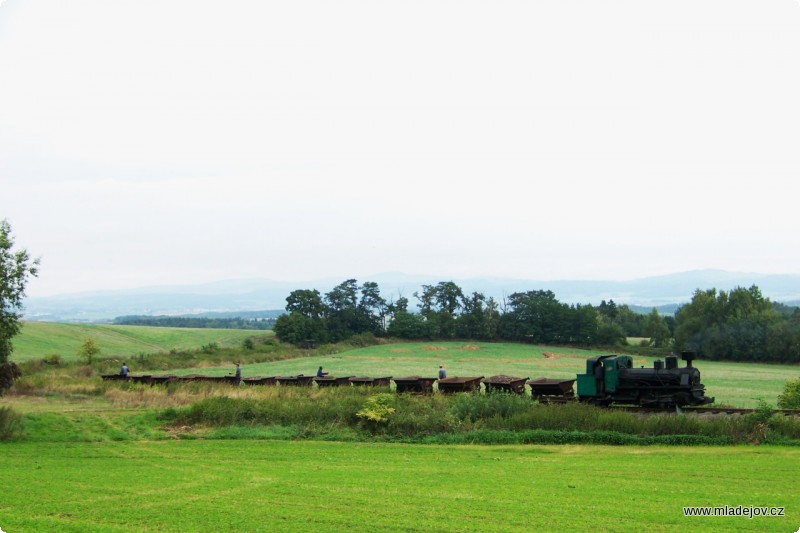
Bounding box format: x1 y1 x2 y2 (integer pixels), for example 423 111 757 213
1 440 797 532
158 341 799 408
11 321 269 362
4 337 800 532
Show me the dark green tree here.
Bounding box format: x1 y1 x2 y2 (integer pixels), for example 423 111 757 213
357 281 387 335
0 220 40 365
765 316 800 363
274 289 328 345
643 308 671 348
498 290 568 344
413 281 465 339
325 279 360 342
673 285 780 361
285 289 326 318
456 291 489 339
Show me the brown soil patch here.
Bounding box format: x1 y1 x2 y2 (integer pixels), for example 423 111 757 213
542 352 584 360
457 345 481 351
422 346 448 351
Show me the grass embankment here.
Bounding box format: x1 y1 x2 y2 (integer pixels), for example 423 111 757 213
13 321 270 362
5 384 799 446
178 387 800 446
1 440 797 532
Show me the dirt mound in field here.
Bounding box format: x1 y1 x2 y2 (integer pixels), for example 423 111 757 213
457 345 481 351
542 352 583 360
422 346 448 351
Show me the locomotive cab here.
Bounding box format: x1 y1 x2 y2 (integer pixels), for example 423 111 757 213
576 355 632 404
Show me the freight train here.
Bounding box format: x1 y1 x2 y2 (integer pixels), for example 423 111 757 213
103 352 714 408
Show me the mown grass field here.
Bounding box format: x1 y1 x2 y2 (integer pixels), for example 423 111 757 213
160 341 800 408
12 321 269 362
4 334 800 532
1 440 797 532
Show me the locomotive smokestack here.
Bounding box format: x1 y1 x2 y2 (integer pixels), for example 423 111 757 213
681 351 696 368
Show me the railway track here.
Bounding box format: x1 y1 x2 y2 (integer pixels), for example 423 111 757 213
685 407 800 417
610 405 800 417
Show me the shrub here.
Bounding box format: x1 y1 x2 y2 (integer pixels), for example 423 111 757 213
201 342 220 354
777 378 800 409
0 406 22 440
44 354 62 366
0 361 22 395
77 337 100 364
356 394 396 425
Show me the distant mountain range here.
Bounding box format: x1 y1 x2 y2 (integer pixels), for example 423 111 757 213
22 269 800 323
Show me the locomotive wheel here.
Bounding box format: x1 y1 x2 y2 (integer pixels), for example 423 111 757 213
675 392 691 407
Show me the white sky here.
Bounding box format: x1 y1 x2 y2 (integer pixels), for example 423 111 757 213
1 0 799 298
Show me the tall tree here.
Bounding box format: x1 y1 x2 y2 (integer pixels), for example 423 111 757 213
274 289 328 345
325 279 360 342
414 281 464 339
357 281 387 335
456 291 489 339
0 220 40 364
643 308 671 348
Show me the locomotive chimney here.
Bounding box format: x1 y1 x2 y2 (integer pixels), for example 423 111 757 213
681 351 696 368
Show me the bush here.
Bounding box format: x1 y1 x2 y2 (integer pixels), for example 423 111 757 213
778 378 800 409
200 342 220 354
0 406 22 441
44 354 62 366
0 361 22 395
356 394 396 426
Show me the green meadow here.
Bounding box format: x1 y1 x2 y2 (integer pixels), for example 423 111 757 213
4 330 800 532
1 440 797 532
12 321 268 362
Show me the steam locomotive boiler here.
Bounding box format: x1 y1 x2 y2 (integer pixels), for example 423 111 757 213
576 351 714 407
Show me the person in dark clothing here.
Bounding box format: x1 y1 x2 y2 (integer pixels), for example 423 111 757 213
120 362 129 377
438 365 446 379
316 366 328 377
594 361 604 395
234 363 242 382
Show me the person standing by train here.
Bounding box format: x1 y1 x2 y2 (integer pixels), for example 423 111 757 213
594 360 604 395
438 365 446 379
234 362 242 384
120 362 129 377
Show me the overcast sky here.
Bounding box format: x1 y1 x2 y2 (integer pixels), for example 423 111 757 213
1 0 799 298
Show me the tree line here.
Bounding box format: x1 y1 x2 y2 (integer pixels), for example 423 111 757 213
274 278 800 363
274 279 674 349
113 315 276 330
674 285 800 363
